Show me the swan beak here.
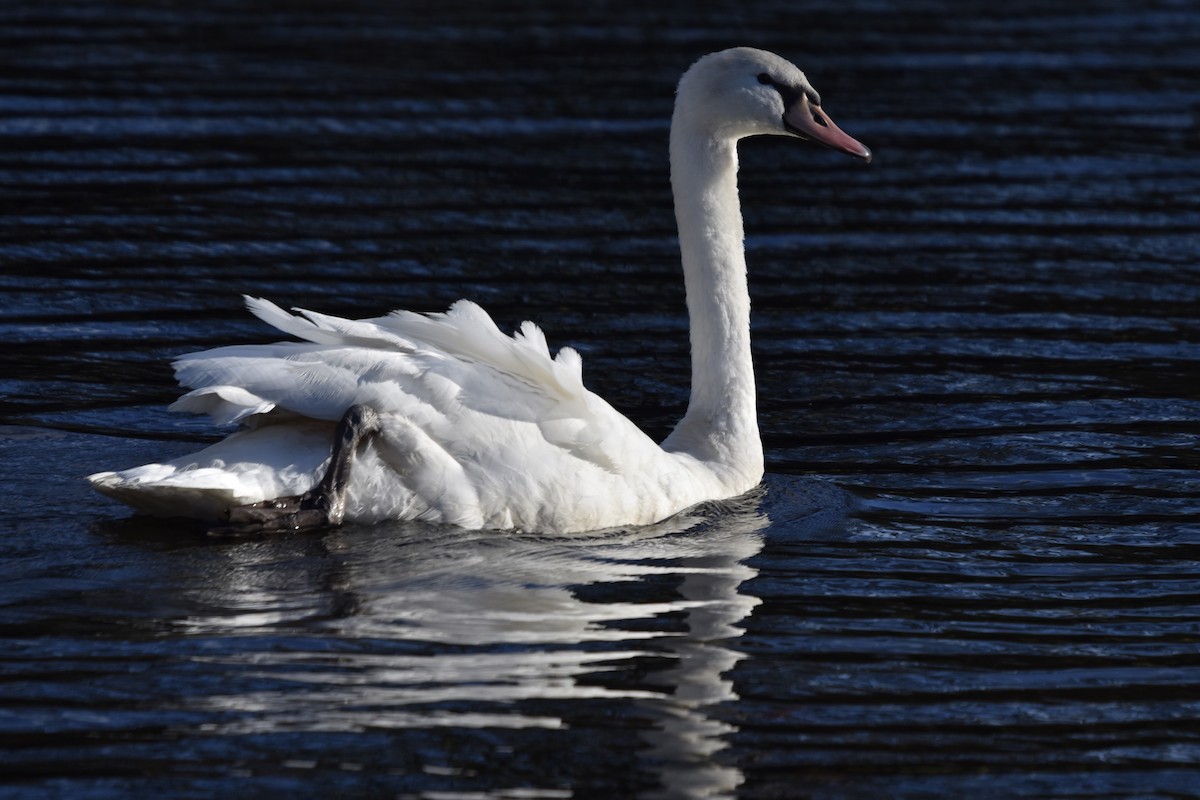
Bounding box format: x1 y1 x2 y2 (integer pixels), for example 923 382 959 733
783 97 872 163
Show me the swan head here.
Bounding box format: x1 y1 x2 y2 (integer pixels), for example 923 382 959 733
675 47 871 163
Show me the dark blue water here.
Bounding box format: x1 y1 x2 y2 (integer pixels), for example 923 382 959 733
3 1 1200 797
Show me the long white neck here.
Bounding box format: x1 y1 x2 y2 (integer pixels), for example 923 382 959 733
661 115 763 489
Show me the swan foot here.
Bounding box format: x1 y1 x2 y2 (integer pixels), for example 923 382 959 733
211 492 334 537
208 404 381 537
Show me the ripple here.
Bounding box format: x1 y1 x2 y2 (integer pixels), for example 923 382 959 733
3 0 1200 796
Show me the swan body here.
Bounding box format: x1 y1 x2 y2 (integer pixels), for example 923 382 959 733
89 47 870 534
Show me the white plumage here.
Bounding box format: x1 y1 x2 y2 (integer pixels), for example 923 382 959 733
89 47 870 534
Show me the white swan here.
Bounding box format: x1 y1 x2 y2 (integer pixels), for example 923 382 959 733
88 47 871 535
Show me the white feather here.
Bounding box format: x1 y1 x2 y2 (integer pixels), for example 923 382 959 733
169 385 275 425
89 48 866 533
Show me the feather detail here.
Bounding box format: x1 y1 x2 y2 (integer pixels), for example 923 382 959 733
296 307 416 351
377 300 586 402
169 385 276 425
244 296 343 346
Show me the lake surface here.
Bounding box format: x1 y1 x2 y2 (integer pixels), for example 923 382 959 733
3 0 1200 797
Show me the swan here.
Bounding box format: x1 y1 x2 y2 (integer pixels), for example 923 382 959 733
88 47 871 535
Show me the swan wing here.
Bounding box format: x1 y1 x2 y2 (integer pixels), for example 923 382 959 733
172 297 654 476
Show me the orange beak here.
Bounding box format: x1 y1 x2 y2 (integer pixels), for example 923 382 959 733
783 96 872 163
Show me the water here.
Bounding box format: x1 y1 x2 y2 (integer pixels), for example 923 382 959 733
3 0 1200 797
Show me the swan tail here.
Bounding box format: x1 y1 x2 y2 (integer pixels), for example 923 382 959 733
88 425 333 521
87 465 250 520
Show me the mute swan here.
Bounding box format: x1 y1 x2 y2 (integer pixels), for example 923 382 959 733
88 47 871 535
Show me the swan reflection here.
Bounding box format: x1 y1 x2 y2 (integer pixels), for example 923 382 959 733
178 492 769 797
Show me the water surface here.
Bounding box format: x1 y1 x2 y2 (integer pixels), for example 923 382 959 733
2 1 1200 797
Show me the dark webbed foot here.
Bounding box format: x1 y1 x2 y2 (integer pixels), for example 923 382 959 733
208 404 381 538
209 491 334 537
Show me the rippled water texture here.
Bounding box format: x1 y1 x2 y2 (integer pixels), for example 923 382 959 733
3 1 1200 797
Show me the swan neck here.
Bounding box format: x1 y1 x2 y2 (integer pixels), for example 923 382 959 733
665 123 762 484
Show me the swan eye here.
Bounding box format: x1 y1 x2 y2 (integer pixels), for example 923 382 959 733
757 73 774 86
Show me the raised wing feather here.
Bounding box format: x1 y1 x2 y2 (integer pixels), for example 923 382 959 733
376 300 586 402
171 297 652 475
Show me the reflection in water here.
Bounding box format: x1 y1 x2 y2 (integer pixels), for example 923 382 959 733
8 0 1200 794
640 517 764 800
175 495 768 797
